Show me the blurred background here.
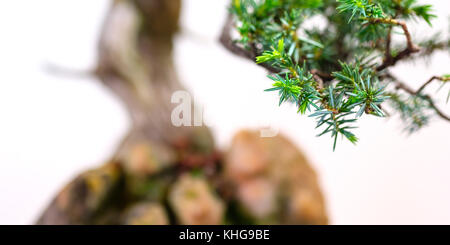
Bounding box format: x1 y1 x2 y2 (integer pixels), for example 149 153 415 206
0 0 449 225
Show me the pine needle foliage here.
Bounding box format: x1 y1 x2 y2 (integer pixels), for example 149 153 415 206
225 0 450 150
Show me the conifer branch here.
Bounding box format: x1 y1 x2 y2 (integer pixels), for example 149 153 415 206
417 76 450 95
222 0 449 149
219 13 280 73
389 74 450 122
368 18 421 71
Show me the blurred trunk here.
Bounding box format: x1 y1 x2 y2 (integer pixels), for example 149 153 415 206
95 0 212 158
36 0 215 225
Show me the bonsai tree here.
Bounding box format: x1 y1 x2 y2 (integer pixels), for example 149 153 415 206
37 0 449 225
37 0 327 225
221 0 450 150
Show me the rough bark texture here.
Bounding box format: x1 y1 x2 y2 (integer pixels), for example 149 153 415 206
36 0 328 225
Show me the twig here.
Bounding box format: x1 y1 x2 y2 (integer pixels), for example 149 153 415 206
384 26 392 61
417 76 450 94
389 74 450 121
425 96 450 121
372 18 421 71
219 12 333 81
219 13 279 73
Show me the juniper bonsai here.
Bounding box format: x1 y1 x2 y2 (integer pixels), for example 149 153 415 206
221 0 450 150
37 0 328 225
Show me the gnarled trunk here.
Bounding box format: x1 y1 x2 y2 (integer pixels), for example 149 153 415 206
37 0 215 225
95 0 213 158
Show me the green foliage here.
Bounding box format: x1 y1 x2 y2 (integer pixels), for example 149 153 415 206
336 0 385 21
337 0 436 24
399 0 436 25
229 0 449 150
388 93 430 133
333 62 388 118
310 85 359 150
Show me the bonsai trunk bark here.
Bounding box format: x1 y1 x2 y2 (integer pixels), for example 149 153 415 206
95 0 212 159
36 0 215 225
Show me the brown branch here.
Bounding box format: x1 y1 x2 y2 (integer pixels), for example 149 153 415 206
219 13 279 73
384 26 393 61
372 18 421 71
426 97 450 121
311 69 333 81
219 13 251 60
219 13 334 83
385 39 449 64
389 74 450 122
310 70 324 90
417 76 450 94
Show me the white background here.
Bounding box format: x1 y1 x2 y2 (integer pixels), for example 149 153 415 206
0 0 449 224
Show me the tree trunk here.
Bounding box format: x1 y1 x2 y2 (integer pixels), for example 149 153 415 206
36 0 215 225
95 0 214 158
